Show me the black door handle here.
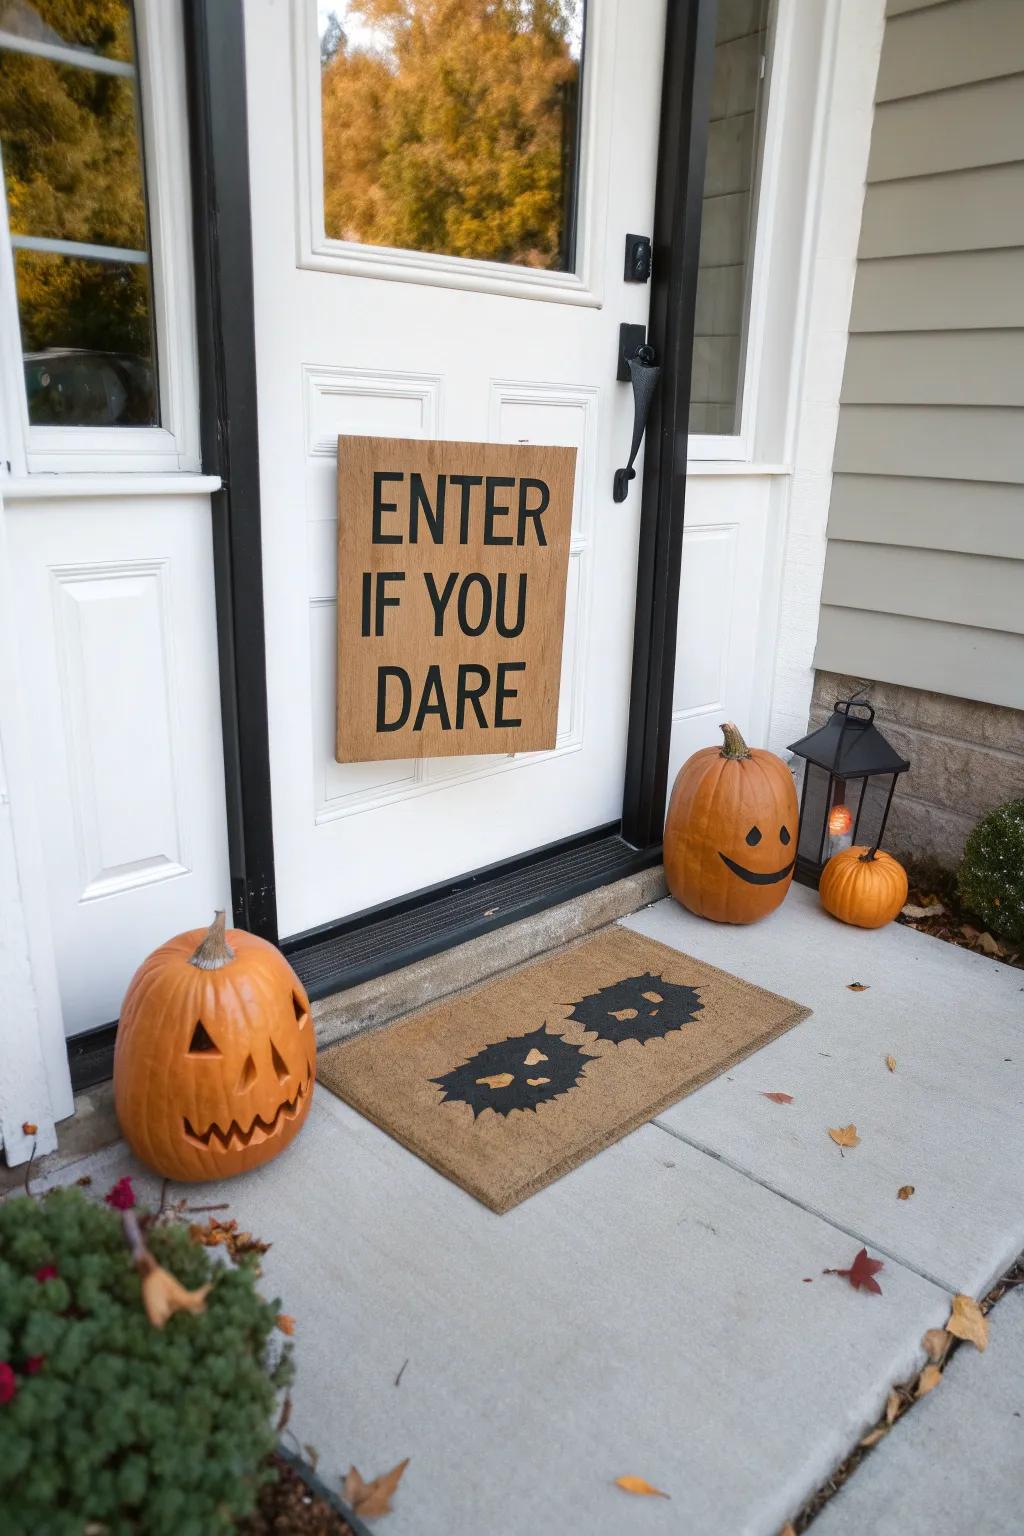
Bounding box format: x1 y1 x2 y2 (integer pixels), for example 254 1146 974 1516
613 343 660 502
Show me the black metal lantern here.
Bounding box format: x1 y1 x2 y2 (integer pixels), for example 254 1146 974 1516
788 697 909 885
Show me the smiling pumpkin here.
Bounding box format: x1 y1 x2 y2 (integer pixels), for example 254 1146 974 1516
664 723 798 923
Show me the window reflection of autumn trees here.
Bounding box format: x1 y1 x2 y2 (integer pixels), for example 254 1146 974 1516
0 0 153 364
320 0 583 270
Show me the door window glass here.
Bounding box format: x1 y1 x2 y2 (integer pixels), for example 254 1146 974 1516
318 0 585 272
689 0 770 437
0 0 159 426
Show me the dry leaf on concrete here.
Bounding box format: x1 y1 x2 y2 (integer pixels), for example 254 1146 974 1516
897 1185 915 1200
614 1476 670 1499
823 1247 884 1295
916 1364 942 1398
343 1459 410 1519
859 1425 888 1448
828 1124 861 1149
847 982 869 992
276 1313 295 1335
947 1293 988 1351
976 931 1005 957
779 1525 797 1536
885 1389 902 1424
922 1328 951 1363
762 1091 794 1104
885 1055 897 1072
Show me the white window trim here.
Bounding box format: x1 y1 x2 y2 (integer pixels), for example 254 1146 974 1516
0 0 200 476
291 0 615 307
687 0 782 464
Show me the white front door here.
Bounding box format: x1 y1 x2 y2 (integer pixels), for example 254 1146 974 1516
245 0 668 938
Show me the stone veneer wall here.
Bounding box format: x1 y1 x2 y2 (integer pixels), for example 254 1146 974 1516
808 672 1024 870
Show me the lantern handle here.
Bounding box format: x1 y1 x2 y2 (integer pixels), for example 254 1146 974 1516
835 697 875 726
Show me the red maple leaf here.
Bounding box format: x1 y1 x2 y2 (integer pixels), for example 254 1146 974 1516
762 1091 794 1104
823 1247 884 1295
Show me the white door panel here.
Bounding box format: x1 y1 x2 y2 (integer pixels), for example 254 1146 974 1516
247 0 667 936
6 493 231 1032
668 474 773 782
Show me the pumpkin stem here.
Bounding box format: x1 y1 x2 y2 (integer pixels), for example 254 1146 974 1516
189 910 236 971
859 846 879 863
719 722 752 760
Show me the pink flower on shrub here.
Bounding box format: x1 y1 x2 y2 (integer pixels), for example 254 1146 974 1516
24 1357 44 1375
104 1176 136 1211
0 1363 17 1404
34 1264 57 1282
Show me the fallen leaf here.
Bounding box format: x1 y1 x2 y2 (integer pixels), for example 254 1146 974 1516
977 931 1005 957
76 1175 93 1187
947 1293 988 1351
276 1313 295 1335
960 923 980 940
916 1364 942 1398
886 1055 897 1072
901 901 946 920
610 1008 638 1021
897 1185 915 1200
614 1476 670 1499
141 1265 211 1329
762 1091 794 1104
476 1073 514 1089
642 991 663 1003
22 1122 37 1136
188 1216 270 1262
847 982 869 992
885 1389 901 1424
523 1048 548 1066
343 1459 410 1519
779 1525 797 1536
828 1123 860 1149
859 1425 887 1448
922 1328 950 1363
303 1443 319 1472
823 1247 884 1295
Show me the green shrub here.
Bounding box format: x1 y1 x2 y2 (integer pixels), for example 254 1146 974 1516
0 1186 292 1536
957 797 1024 947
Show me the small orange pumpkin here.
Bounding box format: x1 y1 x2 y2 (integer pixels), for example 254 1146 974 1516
114 912 316 1182
819 845 908 929
664 722 798 924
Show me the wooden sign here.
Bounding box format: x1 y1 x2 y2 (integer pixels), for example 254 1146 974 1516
336 435 577 762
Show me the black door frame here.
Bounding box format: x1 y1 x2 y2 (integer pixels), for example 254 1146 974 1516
181 0 716 996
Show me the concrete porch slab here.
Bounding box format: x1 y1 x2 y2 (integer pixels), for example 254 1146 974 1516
33 1095 948 1536
812 1286 1024 1535
626 886 1024 1295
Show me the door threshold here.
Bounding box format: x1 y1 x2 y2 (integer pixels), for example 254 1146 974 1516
65 830 662 1092
283 827 662 1004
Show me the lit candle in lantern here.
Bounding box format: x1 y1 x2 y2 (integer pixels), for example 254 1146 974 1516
828 803 853 838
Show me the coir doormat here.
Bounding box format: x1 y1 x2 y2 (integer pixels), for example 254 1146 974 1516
317 924 811 1212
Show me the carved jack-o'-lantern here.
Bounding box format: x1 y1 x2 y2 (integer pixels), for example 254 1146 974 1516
664 722 799 924
114 913 316 1181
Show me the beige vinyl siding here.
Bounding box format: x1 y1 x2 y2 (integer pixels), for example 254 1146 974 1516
815 0 1024 711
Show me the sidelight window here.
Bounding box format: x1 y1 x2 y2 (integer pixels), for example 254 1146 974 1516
689 0 772 441
0 0 159 429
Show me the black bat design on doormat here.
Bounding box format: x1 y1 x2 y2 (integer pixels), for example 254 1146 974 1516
432 1025 596 1118
565 971 703 1045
